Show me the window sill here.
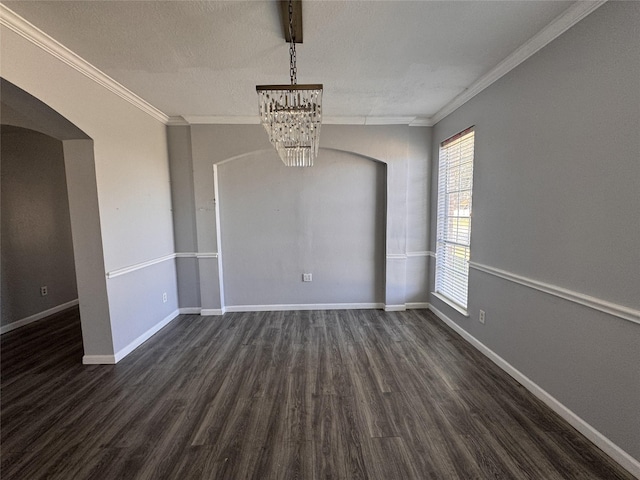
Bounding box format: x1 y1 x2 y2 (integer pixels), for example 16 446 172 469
431 292 469 317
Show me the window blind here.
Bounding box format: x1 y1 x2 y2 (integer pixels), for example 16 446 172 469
436 127 475 310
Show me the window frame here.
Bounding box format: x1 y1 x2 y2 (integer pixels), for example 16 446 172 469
434 127 475 313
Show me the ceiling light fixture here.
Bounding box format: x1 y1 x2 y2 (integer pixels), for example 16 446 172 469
256 0 323 167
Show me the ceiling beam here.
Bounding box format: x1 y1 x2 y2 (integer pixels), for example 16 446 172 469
280 0 303 43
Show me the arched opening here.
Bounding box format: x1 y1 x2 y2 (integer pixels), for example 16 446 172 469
1 78 109 361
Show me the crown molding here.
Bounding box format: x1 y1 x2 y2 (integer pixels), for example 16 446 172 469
409 117 435 127
182 115 259 125
181 115 426 126
363 116 417 125
322 116 366 125
0 4 170 125
166 116 190 126
324 116 420 126
430 0 607 125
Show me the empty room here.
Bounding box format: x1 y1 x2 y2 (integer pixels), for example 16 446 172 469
1 1 638 479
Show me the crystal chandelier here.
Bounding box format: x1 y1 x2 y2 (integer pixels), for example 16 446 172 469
257 0 323 167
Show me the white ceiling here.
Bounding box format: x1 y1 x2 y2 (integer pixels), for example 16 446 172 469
3 0 580 124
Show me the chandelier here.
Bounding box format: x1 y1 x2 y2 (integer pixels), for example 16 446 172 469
256 0 323 167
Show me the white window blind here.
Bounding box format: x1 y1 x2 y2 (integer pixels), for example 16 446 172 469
436 127 475 310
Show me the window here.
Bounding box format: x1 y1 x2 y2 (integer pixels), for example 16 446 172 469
435 127 475 311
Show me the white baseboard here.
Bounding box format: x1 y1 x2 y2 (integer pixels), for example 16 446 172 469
200 308 225 316
427 304 640 478
384 304 406 312
179 307 202 314
187 303 430 315
222 303 384 313
1 299 79 335
82 309 180 365
406 302 430 309
82 354 116 365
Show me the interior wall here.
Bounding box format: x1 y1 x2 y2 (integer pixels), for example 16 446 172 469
169 123 431 312
167 125 200 310
1 126 78 327
1 79 114 356
217 149 386 307
429 1 639 464
1 22 178 358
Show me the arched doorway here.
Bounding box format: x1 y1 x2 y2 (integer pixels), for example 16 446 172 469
1 78 112 360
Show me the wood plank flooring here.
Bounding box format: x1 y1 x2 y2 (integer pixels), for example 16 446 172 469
1 307 633 479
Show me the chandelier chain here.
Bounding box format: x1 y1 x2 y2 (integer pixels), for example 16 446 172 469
288 0 297 85
256 0 322 167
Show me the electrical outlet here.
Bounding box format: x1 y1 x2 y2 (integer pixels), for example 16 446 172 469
162 292 168 303
40 286 48 296
302 273 312 282
479 310 486 324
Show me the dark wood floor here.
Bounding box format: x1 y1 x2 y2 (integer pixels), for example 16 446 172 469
1 307 633 479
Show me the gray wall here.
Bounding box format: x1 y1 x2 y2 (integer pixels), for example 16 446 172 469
62 140 114 357
169 124 431 311
1 126 78 326
1 80 114 356
429 1 639 462
167 125 200 309
2 21 178 359
217 148 385 306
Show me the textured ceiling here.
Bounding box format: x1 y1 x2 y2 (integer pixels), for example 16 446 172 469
3 0 575 122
